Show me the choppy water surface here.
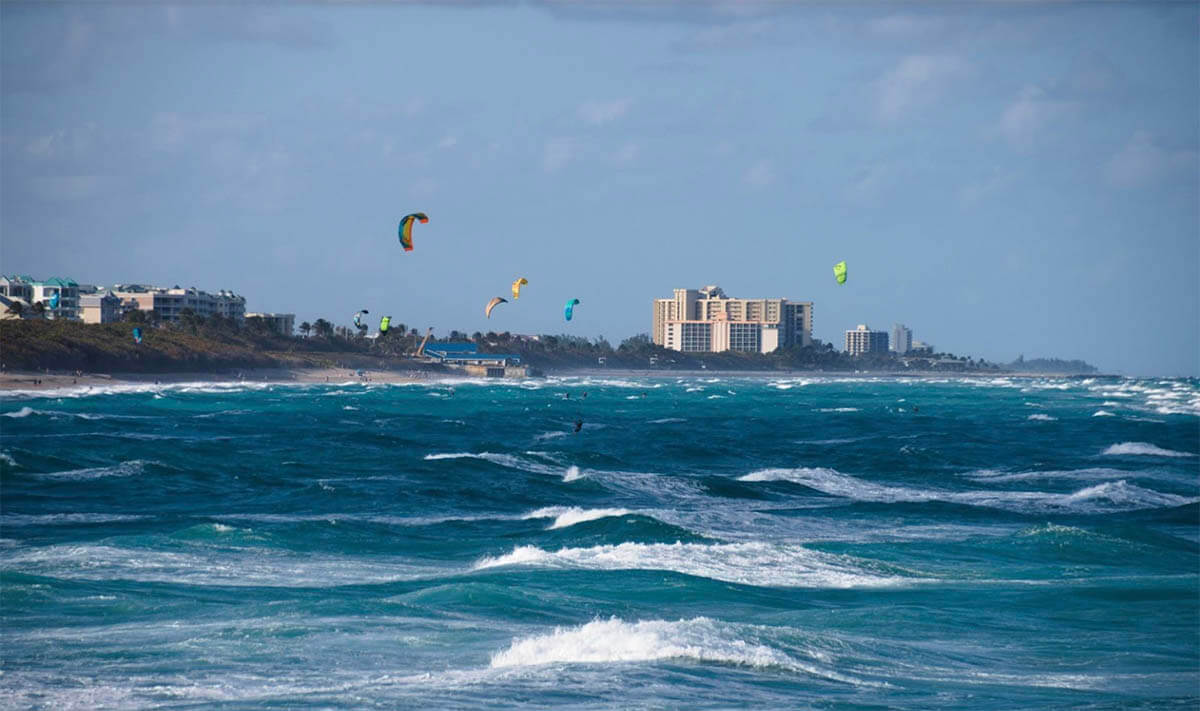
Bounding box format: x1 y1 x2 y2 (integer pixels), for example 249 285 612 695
2 375 1197 709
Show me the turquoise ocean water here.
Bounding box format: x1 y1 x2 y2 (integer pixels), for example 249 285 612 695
1 375 1197 709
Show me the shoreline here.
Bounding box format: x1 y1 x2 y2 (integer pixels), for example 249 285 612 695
0 366 1115 392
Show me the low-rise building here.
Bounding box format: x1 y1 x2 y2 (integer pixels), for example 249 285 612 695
30 277 81 320
423 342 528 377
80 292 123 324
0 276 33 304
111 285 246 324
246 312 295 336
845 324 889 356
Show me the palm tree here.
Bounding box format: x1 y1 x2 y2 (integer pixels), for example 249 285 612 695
313 319 334 338
299 322 312 338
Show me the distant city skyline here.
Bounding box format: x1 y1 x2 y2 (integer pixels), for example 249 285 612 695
2 3 1196 375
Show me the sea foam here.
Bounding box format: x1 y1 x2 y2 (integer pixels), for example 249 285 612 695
473 540 917 588
1102 442 1195 458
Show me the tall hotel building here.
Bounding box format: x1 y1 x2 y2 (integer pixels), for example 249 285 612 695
845 324 889 356
652 285 813 354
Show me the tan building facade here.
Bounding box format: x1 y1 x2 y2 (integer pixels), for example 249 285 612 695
652 285 812 354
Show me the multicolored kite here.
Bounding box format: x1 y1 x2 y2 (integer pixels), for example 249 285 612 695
398 213 429 252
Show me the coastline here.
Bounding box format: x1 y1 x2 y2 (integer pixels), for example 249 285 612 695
0 367 443 391
0 366 1112 392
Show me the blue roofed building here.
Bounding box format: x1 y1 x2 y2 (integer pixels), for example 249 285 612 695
422 342 530 377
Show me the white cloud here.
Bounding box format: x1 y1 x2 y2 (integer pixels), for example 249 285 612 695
996 85 1071 151
876 54 969 122
543 138 576 173
744 159 774 187
578 99 632 126
1104 131 1197 189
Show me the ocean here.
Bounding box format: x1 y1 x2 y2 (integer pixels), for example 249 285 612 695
1 375 1197 710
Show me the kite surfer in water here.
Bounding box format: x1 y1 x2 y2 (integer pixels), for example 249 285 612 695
574 419 583 433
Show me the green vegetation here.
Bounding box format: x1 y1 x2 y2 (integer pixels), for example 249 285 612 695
2 314 1019 375
1008 355 1098 374
0 317 431 374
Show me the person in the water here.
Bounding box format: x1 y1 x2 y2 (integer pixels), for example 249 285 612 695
574 419 583 433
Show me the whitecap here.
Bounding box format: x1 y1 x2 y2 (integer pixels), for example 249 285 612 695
739 467 1195 514
473 540 918 588
1103 442 1194 458
522 506 635 530
488 617 878 687
1027 414 1057 421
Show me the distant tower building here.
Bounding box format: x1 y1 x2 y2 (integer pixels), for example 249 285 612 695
845 324 888 356
891 324 912 354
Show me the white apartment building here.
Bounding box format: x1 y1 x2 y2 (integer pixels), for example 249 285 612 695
891 324 913 354
652 285 813 354
845 324 889 356
110 285 246 323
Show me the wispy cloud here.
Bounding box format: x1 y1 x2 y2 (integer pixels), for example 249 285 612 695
744 159 774 187
1104 131 1197 190
876 54 970 122
578 98 632 125
542 137 576 173
995 85 1073 151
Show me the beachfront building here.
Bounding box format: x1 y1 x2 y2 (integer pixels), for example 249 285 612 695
80 292 123 324
911 340 934 355
891 324 913 354
422 342 529 378
845 324 889 356
111 285 246 324
652 285 813 354
25 277 81 320
0 276 33 319
246 312 295 336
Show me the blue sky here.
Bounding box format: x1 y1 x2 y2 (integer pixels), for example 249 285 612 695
2 2 1196 375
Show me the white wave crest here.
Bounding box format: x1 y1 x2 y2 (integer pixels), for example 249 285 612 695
30 460 153 481
523 506 634 529
3 406 35 418
563 465 584 482
739 468 1195 513
1103 442 1194 458
473 540 916 588
648 417 686 424
816 407 859 413
1092 410 1115 417
492 617 787 669
1027 414 1057 421
423 452 562 476
488 617 886 686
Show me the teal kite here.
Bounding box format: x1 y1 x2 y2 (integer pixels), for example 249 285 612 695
564 298 581 322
